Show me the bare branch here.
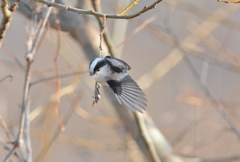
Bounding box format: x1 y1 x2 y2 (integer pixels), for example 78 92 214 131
52 8 65 131
3 5 53 161
182 154 240 162
135 113 161 162
116 15 157 49
36 0 162 19
217 0 240 3
0 75 12 83
24 101 32 162
119 0 139 15
26 6 53 61
2 43 25 71
30 71 86 86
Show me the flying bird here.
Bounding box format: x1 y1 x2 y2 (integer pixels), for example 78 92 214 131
89 56 147 113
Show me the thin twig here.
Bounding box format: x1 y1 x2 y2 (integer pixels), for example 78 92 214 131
24 101 32 162
52 8 64 131
182 154 240 162
26 6 53 62
2 43 25 71
119 0 139 15
217 0 240 3
116 15 157 49
3 63 31 162
0 75 12 83
35 95 76 162
31 129 125 151
0 115 13 140
30 71 86 86
99 16 106 56
91 0 115 56
37 0 162 19
164 13 240 141
184 56 240 140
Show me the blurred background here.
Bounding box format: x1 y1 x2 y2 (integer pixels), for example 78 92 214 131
1 0 240 161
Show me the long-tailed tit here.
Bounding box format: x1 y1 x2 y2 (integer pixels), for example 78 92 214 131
89 56 147 113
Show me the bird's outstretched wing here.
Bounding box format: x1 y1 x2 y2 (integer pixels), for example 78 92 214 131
107 74 147 113
105 56 131 71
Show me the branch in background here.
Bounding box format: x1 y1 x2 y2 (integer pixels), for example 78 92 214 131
2 43 25 71
162 10 240 141
52 8 65 131
0 115 13 140
37 0 162 19
3 5 53 161
218 0 240 3
0 75 12 83
30 71 86 86
116 15 157 49
0 0 21 46
184 55 240 140
3 62 32 162
34 93 77 162
73 100 121 126
135 113 161 162
31 128 125 151
182 154 240 162
119 0 139 15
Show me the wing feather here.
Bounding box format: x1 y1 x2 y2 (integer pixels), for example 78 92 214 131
115 94 122 105
121 91 147 109
118 95 137 112
107 74 147 113
119 95 143 113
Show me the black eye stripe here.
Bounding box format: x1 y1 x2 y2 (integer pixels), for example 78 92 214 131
94 60 106 72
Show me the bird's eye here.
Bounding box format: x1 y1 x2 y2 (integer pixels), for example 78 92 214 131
97 69 100 71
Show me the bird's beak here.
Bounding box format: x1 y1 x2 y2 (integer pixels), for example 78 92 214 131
90 71 94 76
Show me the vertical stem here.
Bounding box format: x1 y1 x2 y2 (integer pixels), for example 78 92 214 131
25 101 32 162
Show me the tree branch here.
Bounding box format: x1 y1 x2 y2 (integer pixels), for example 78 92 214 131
3 5 53 161
36 0 162 19
217 0 240 3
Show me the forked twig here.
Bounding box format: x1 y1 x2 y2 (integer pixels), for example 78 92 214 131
3 5 53 162
36 0 162 19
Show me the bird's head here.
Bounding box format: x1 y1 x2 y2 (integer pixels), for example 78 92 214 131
89 57 109 82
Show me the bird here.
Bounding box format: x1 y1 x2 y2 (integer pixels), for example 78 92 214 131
89 56 147 113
